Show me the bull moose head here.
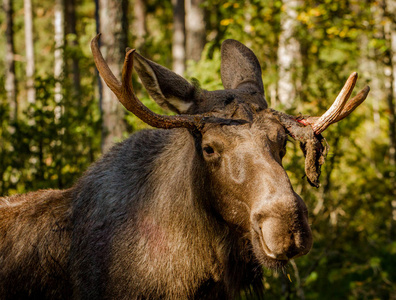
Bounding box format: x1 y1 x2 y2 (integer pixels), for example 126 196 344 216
91 35 369 271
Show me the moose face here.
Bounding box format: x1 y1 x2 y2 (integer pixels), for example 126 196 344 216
91 35 369 269
199 105 312 268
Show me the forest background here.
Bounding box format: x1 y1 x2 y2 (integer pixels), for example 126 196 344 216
1 0 396 299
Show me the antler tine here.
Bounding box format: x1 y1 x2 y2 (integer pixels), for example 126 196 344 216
311 72 357 135
334 85 370 122
91 34 122 98
91 34 202 130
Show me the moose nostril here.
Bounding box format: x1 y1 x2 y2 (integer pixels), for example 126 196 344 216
286 246 300 259
255 207 313 261
259 217 312 260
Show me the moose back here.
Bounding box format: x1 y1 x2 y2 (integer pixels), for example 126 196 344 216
0 37 369 299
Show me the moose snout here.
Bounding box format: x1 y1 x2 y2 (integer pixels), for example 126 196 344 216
252 198 313 261
259 217 312 260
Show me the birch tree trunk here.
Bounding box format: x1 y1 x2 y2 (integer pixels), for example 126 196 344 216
277 0 302 110
185 0 205 62
97 0 128 153
54 0 64 122
133 0 147 50
357 33 381 136
54 0 65 187
172 0 186 75
4 0 17 121
24 0 35 105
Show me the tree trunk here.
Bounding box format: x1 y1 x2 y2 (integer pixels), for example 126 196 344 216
185 0 205 62
172 0 186 75
97 0 128 153
54 0 64 121
24 0 35 105
383 0 396 168
133 0 147 50
357 34 381 135
54 0 65 188
383 0 396 236
65 0 81 96
242 0 253 48
277 0 302 110
4 0 17 121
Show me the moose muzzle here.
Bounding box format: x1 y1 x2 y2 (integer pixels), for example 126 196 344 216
251 192 313 264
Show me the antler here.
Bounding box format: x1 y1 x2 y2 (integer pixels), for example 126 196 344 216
91 34 245 130
272 73 369 187
301 72 370 135
91 34 198 129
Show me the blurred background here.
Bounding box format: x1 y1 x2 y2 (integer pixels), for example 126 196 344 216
0 0 395 298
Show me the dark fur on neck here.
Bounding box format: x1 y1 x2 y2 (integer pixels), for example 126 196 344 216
70 128 264 299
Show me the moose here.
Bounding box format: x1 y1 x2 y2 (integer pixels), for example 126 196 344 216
0 35 369 299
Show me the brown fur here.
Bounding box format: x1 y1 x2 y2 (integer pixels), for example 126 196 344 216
0 190 72 299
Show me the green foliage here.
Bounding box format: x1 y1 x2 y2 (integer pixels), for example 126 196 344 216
1 0 395 298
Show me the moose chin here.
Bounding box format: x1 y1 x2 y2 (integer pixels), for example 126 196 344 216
0 35 369 299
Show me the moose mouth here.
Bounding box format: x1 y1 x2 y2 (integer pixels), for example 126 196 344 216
251 230 290 270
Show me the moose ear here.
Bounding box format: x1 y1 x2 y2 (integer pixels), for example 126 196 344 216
133 52 197 114
220 39 264 94
299 137 327 188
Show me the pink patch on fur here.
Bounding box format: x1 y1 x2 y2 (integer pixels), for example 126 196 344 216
139 217 169 255
296 119 310 126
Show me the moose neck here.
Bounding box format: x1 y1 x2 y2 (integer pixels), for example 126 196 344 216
71 128 260 298
134 128 260 297
136 128 228 264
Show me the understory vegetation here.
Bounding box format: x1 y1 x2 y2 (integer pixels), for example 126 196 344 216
0 0 395 298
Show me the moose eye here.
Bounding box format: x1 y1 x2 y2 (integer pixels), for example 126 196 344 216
203 146 215 155
201 140 223 159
